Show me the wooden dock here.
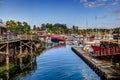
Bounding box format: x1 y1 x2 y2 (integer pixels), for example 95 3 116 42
0 34 43 64
72 47 120 80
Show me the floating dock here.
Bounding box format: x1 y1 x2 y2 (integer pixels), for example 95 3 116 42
72 47 120 80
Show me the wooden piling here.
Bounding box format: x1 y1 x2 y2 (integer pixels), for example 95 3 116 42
6 42 9 65
31 40 33 54
20 40 22 55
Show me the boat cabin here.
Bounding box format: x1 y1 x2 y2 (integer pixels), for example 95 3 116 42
91 40 120 57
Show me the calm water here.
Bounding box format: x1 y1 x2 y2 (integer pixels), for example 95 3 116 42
11 46 100 80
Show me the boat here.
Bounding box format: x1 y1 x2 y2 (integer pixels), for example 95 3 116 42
51 38 59 43
90 40 120 57
51 36 66 43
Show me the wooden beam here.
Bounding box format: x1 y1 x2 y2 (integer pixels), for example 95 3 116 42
0 44 6 50
21 41 32 48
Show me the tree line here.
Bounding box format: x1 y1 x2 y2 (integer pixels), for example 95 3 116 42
5 20 120 35
6 20 31 34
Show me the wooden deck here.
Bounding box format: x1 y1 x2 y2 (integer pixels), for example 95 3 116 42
0 34 41 64
72 47 120 80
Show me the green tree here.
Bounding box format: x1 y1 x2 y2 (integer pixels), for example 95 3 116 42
41 23 46 30
6 20 17 32
33 25 37 31
23 21 31 34
16 21 23 34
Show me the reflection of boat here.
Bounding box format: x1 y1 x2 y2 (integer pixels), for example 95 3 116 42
45 44 65 51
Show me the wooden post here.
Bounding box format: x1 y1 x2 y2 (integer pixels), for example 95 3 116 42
15 46 17 54
0 35 2 42
13 43 17 55
6 61 9 80
25 33 27 40
35 47 36 52
30 34 32 40
34 42 37 52
19 57 23 70
6 43 9 65
31 34 33 54
20 40 22 54
31 41 33 54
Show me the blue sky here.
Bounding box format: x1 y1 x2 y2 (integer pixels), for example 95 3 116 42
0 0 120 28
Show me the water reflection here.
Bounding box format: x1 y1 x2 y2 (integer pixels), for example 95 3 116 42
0 45 101 80
0 54 37 80
11 46 100 80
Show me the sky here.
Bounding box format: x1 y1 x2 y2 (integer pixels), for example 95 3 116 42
0 0 120 28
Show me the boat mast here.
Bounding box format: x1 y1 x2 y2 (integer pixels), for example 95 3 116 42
86 17 88 36
95 16 98 38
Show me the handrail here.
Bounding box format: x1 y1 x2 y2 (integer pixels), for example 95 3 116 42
0 34 37 42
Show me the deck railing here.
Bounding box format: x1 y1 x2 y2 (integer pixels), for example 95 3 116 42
0 34 38 43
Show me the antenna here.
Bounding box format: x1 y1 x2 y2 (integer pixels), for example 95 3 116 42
95 16 98 32
85 17 88 37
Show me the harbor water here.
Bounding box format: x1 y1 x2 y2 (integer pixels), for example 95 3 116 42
11 46 100 80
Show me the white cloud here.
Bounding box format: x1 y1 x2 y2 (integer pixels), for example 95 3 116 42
83 1 106 8
114 8 120 14
84 2 95 8
112 0 120 5
117 16 120 20
102 0 107 2
112 2 118 6
80 0 120 8
113 8 120 21
96 3 105 7
80 0 87 3
81 0 106 8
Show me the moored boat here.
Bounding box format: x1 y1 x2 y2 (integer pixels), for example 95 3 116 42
90 40 120 57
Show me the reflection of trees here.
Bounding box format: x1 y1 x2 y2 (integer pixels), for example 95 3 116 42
0 54 37 80
14 55 37 79
13 56 37 79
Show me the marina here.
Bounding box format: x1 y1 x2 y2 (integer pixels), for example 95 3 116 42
0 0 120 79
